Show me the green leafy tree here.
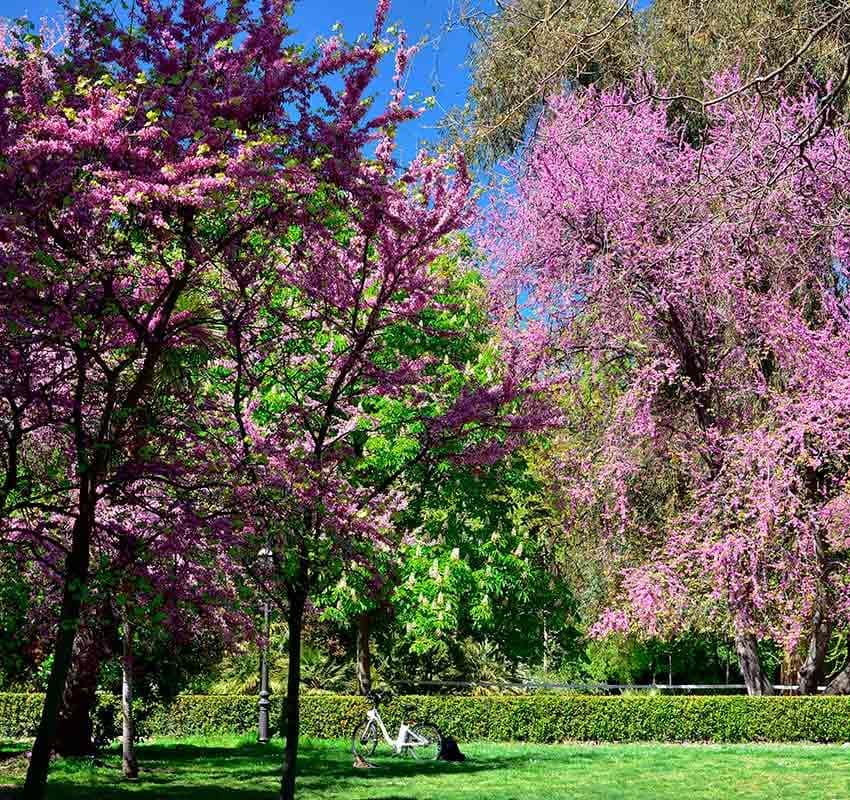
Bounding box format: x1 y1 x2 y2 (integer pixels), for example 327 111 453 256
318 246 575 689
456 0 638 164
390 457 578 682
457 0 850 163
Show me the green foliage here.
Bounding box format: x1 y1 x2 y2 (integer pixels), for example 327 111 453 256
375 364 578 672
314 238 575 680
0 549 46 690
199 633 354 697
461 0 638 164
583 637 656 684
0 693 42 738
460 0 850 164
331 694 850 743
92 693 121 749
0 692 120 744
580 633 748 686
142 695 262 739
292 694 370 740
7 693 850 743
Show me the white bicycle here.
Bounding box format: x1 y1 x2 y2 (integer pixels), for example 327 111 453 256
352 690 442 761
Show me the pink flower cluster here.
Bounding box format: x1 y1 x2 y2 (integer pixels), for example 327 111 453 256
486 77 850 649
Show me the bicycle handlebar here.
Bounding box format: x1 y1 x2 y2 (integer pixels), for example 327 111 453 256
367 689 393 706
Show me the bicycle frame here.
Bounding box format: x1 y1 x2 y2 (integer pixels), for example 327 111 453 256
365 707 429 754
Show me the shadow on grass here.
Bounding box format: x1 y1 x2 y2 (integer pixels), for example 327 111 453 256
25 740 523 800
0 746 26 761
132 741 277 764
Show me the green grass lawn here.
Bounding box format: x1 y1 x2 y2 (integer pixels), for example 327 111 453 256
2 736 850 799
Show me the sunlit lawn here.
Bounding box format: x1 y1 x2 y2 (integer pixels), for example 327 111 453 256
2 735 850 799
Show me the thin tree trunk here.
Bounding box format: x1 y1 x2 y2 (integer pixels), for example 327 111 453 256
798 611 832 694
22 511 92 800
356 614 372 696
121 614 138 779
734 630 774 696
279 587 307 800
780 648 802 691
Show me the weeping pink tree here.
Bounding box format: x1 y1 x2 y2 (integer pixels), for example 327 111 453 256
486 76 850 694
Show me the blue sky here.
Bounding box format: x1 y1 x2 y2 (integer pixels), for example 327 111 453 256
293 0 475 162
1 0 475 163
3 0 653 163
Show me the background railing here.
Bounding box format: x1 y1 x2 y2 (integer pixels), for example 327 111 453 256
393 680 821 694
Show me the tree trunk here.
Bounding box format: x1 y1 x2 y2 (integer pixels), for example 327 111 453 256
356 614 372 696
121 615 139 779
824 641 850 694
54 654 97 757
798 612 832 694
734 631 774 695
780 648 802 691
824 662 850 694
53 606 118 757
279 587 307 800
22 511 92 800
824 666 850 694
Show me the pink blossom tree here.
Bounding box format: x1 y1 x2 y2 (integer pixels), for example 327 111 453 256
2 3 551 799
0 1 480 796
201 92 550 800
99 474 250 778
486 77 850 694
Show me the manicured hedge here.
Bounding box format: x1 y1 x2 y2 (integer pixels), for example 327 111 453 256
143 694 266 738
0 693 42 739
0 692 124 742
4 693 850 743
333 695 850 744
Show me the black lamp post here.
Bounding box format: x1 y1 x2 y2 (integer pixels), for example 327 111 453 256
257 547 273 743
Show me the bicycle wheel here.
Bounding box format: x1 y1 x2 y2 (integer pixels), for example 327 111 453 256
352 719 380 759
406 722 441 760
